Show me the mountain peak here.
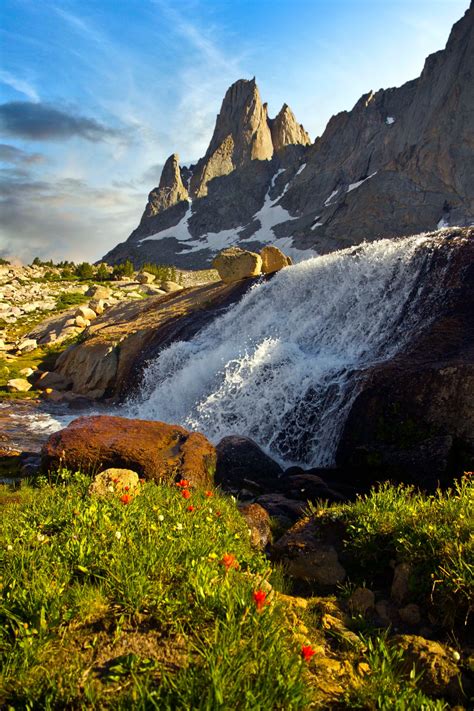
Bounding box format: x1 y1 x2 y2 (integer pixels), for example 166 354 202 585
270 103 311 153
142 153 189 220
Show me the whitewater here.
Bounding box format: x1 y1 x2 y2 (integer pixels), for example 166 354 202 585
128 234 449 467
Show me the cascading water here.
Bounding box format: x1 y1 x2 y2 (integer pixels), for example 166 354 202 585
128 235 451 467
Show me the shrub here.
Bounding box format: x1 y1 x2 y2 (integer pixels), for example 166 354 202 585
112 259 134 279
74 262 94 280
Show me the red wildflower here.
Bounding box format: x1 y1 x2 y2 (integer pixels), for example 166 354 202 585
176 479 190 488
301 645 316 662
253 589 267 612
182 489 191 500
216 511 222 518
187 505 195 512
139 478 146 484
220 553 239 571
120 494 132 505
205 490 213 497
124 485 130 492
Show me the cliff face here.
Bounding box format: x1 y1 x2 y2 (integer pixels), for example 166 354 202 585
104 3 474 269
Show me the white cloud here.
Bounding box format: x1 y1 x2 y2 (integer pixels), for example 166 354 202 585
0 69 39 102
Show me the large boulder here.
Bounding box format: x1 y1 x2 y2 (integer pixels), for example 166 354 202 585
41 415 216 487
215 435 283 492
212 247 262 284
260 245 289 274
137 271 155 284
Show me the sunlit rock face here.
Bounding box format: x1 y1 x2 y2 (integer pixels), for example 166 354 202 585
103 5 474 269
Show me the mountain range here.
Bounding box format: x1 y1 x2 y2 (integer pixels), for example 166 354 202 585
104 2 474 269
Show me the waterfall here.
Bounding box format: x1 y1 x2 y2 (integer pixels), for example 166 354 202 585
128 235 450 467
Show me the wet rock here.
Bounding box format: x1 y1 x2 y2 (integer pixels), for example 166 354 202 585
215 435 283 492
42 415 216 487
238 503 272 549
255 493 305 527
213 247 262 284
279 470 347 503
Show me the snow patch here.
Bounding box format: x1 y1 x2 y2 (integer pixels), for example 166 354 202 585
386 116 395 125
347 171 378 193
140 200 193 244
437 217 449 229
324 189 339 207
295 163 307 177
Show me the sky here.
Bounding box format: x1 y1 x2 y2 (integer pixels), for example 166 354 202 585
0 0 470 264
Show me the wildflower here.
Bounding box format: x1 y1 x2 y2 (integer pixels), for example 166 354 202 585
216 511 222 518
253 589 267 612
7 544 13 551
301 645 316 662
187 505 195 512
107 485 114 492
120 494 132 505
139 478 145 484
220 553 239 571
157 514 164 522
37 533 46 542
176 523 183 531
182 489 191 500
176 479 190 488
124 485 130 492
115 531 122 540
205 490 213 498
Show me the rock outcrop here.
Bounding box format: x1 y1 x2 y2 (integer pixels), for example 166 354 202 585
270 103 311 153
142 153 189 218
42 415 216 487
104 4 474 269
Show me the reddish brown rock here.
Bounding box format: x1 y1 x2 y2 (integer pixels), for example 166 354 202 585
41 415 216 487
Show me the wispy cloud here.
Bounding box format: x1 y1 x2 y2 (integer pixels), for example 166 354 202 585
0 143 44 165
0 69 39 102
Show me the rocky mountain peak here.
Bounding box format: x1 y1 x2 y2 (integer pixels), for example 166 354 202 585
190 78 274 197
142 153 189 221
270 103 312 153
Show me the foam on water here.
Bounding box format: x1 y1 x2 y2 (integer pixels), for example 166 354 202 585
129 235 449 467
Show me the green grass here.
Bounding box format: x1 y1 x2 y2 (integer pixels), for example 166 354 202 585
0 473 307 709
316 476 474 629
344 635 448 710
55 291 89 311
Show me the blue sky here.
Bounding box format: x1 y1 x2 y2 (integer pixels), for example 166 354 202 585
0 0 470 263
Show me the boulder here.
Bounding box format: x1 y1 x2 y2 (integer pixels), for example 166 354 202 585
75 305 97 321
348 587 375 615
215 435 283 492
74 315 90 328
89 468 140 497
212 247 262 284
238 503 272 549
35 371 72 392
19 367 34 377
7 378 32 393
260 245 289 274
391 562 412 604
55 342 119 398
86 285 112 300
89 298 105 314
137 271 156 284
398 603 421 626
391 635 463 702
271 516 346 586
17 338 37 353
161 280 183 293
42 415 216 487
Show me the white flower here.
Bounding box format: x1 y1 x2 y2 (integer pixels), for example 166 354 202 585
115 531 122 540
7 544 13 551
158 514 164 522
176 523 183 531
108 485 114 492
37 533 46 542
